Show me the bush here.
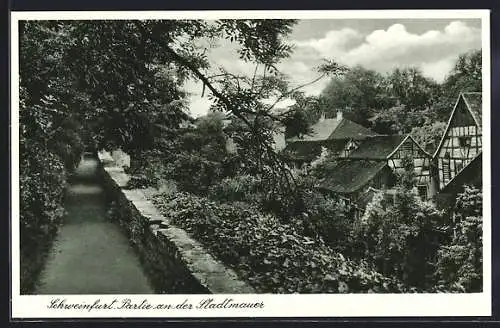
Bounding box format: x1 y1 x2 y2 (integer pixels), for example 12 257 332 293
125 150 170 189
208 175 264 203
152 192 406 293
170 153 224 195
354 188 447 290
435 186 482 292
297 189 355 253
207 172 358 254
20 144 68 293
126 144 229 194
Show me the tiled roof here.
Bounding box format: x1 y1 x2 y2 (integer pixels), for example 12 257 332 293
328 118 378 139
462 92 482 128
348 135 407 160
287 117 377 142
283 141 324 161
288 118 341 142
317 160 388 193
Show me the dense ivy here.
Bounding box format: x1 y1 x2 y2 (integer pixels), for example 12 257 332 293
152 192 406 293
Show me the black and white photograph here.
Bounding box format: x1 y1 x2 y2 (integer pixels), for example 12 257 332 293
10 10 491 318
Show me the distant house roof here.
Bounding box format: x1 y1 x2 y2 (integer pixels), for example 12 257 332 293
329 118 378 139
348 135 408 160
317 160 388 193
287 117 377 143
283 141 324 161
288 118 340 142
462 92 482 128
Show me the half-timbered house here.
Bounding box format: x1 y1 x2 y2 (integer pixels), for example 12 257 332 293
317 134 433 204
348 135 433 197
433 92 482 194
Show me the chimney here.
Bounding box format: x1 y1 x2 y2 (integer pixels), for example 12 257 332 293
319 112 326 122
337 110 343 121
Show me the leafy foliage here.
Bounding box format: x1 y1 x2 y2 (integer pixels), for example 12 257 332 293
208 175 265 204
433 50 482 121
315 54 480 135
435 186 482 292
152 192 405 293
20 142 68 294
19 22 86 293
411 122 447 154
356 189 446 290
296 189 355 252
320 66 386 126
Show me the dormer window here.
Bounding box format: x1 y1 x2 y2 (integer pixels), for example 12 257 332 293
458 136 472 147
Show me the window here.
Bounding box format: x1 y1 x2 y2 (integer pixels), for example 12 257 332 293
458 136 472 147
421 159 430 172
417 185 428 200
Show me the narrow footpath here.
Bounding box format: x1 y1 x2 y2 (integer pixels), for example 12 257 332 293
35 156 153 294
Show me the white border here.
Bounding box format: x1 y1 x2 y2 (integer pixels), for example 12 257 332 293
10 10 491 319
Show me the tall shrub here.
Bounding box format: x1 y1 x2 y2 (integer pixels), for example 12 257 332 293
435 186 482 292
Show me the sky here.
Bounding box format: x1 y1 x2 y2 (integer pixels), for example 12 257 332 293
185 19 482 118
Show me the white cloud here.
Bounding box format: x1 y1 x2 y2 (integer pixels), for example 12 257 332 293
420 57 457 83
294 28 363 58
294 20 481 80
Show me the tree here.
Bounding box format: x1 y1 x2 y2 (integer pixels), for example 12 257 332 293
22 20 351 198
282 107 312 139
19 22 87 168
411 122 447 154
320 66 385 126
369 104 425 135
433 50 482 121
369 67 440 134
385 67 439 110
62 20 195 158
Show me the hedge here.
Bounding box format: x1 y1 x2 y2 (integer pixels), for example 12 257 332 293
20 146 68 294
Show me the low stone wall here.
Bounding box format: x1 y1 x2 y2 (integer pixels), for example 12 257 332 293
98 159 255 294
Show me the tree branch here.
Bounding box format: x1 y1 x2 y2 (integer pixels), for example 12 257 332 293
265 73 326 112
251 63 259 90
148 28 296 190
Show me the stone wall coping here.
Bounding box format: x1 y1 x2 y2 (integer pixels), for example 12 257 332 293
102 158 256 294
104 166 130 188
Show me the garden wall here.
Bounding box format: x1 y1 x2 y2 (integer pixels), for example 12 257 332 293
98 155 255 294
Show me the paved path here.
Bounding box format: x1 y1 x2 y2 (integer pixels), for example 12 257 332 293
35 157 153 294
